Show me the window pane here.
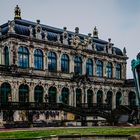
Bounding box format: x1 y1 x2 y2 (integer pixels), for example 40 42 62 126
61 54 69 73
34 49 43 70
86 59 93 76
74 56 82 75
48 52 57 72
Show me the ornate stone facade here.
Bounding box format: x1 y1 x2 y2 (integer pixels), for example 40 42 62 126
0 6 137 124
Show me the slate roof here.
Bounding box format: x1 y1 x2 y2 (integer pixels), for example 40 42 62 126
0 19 123 56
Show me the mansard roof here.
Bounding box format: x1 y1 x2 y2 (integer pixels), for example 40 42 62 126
0 18 123 56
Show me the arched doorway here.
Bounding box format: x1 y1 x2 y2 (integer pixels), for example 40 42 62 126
34 85 44 103
87 89 93 107
76 89 82 107
61 87 69 104
48 87 57 103
1 82 11 103
19 84 29 102
97 90 103 105
128 92 136 106
106 91 113 108
116 92 122 108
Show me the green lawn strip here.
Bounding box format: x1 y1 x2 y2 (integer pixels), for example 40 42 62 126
0 128 139 139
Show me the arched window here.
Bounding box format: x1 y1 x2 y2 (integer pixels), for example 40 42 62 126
48 87 57 103
34 85 44 103
1 83 11 103
96 60 103 77
87 89 93 107
97 90 103 105
106 62 112 78
61 87 69 104
86 59 93 76
19 84 29 102
128 92 136 106
48 52 57 72
116 92 122 108
74 56 82 75
4 46 9 66
34 49 43 70
76 89 82 107
116 64 121 79
106 91 113 107
18 46 29 68
61 54 69 73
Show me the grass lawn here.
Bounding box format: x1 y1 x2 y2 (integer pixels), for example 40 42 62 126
0 127 139 139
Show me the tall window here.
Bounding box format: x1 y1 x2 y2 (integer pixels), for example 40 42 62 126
86 59 93 76
106 62 112 78
61 87 69 104
61 54 69 73
74 56 82 75
19 84 29 102
128 92 136 106
48 52 57 72
87 89 93 106
116 64 121 79
97 90 103 105
96 60 103 77
34 49 43 70
34 85 44 103
106 91 112 107
76 89 82 107
1 83 11 103
4 46 9 66
116 92 122 108
48 87 57 103
18 46 29 68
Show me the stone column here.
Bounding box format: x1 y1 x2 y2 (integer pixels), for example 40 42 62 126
112 63 116 79
112 91 116 109
103 61 107 77
43 84 48 102
57 53 61 72
57 87 61 103
93 59 96 76
13 44 18 66
43 50 47 70
1 47 4 65
29 83 34 102
82 57 86 75
70 56 74 73
12 83 18 102
29 48 34 68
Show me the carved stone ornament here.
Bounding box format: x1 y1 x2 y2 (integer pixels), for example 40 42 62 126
8 20 15 33
44 30 48 41
29 25 33 38
35 20 42 39
62 27 68 45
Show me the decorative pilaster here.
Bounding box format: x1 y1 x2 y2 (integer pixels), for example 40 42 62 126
112 63 115 79
82 57 86 75
93 59 96 76
57 52 61 72
29 83 34 102
103 61 107 77
70 55 74 73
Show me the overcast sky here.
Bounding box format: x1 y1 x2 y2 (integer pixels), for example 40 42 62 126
0 0 140 79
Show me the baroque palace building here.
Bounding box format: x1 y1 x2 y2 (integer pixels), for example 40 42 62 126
0 6 137 124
